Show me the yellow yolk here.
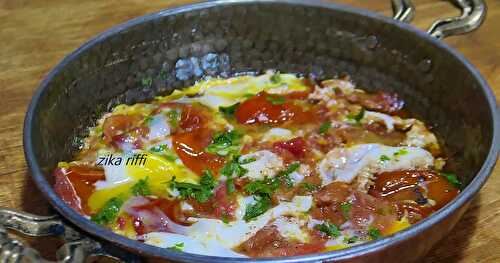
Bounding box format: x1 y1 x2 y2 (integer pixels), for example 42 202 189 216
324 244 350 251
156 72 309 109
384 217 411 236
88 152 199 212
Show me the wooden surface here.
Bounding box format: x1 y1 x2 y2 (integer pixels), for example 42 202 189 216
0 0 498 262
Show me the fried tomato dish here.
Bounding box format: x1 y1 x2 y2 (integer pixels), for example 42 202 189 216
53 71 460 257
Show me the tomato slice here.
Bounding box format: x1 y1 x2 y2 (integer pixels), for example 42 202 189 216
273 137 307 159
179 105 207 132
102 114 142 142
172 127 225 176
54 168 84 215
369 170 459 222
53 166 105 215
235 92 314 125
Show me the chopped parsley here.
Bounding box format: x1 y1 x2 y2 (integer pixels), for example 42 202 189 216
220 155 251 178
266 95 286 105
270 72 282 84
169 170 216 203
143 115 153 125
316 222 341 238
91 197 123 225
244 178 279 196
219 103 240 118
319 121 332 134
379 155 391 162
393 148 408 157
300 182 320 192
166 109 181 128
141 76 153 87
168 242 184 251
340 202 352 219
441 172 461 189
131 177 151 196
344 235 359 244
276 162 300 188
239 157 257 164
242 163 301 220
347 108 365 122
149 144 177 161
368 227 381 240
206 130 242 156
243 195 272 221
226 178 236 194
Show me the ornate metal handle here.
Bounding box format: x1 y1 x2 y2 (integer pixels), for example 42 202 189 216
0 208 140 263
391 0 486 39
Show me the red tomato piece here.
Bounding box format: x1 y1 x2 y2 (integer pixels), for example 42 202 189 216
102 114 142 142
235 92 314 125
53 166 105 215
179 105 207 132
273 137 307 159
188 183 237 220
172 127 225 176
369 170 459 223
53 167 84 215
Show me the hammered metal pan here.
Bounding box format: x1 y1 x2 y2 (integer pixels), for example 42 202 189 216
11 0 500 262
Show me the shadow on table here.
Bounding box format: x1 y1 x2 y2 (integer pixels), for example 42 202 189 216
423 194 481 263
16 171 62 261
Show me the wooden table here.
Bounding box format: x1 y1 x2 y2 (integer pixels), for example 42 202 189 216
0 0 498 262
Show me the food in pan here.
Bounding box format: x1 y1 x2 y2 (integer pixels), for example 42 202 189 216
53 71 460 258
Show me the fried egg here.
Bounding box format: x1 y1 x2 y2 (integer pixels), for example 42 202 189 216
317 144 434 187
88 150 198 212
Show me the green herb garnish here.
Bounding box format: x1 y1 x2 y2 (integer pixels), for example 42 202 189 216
368 227 381 240
91 197 123 225
319 121 332 134
441 172 461 189
340 202 352 219
344 235 359 244
226 178 236 194
143 115 153 125
270 72 282 84
379 155 391 162
168 242 184 251
206 130 242 156
219 103 240 118
131 177 151 196
276 162 300 188
316 223 341 238
169 170 216 203
142 76 153 87
149 144 177 161
393 148 409 157
347 108 365 122
166 109 181 128
266 95 286 105
244 178 279 196
220 155 251 178
243 195 272 221
300 182 320 192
